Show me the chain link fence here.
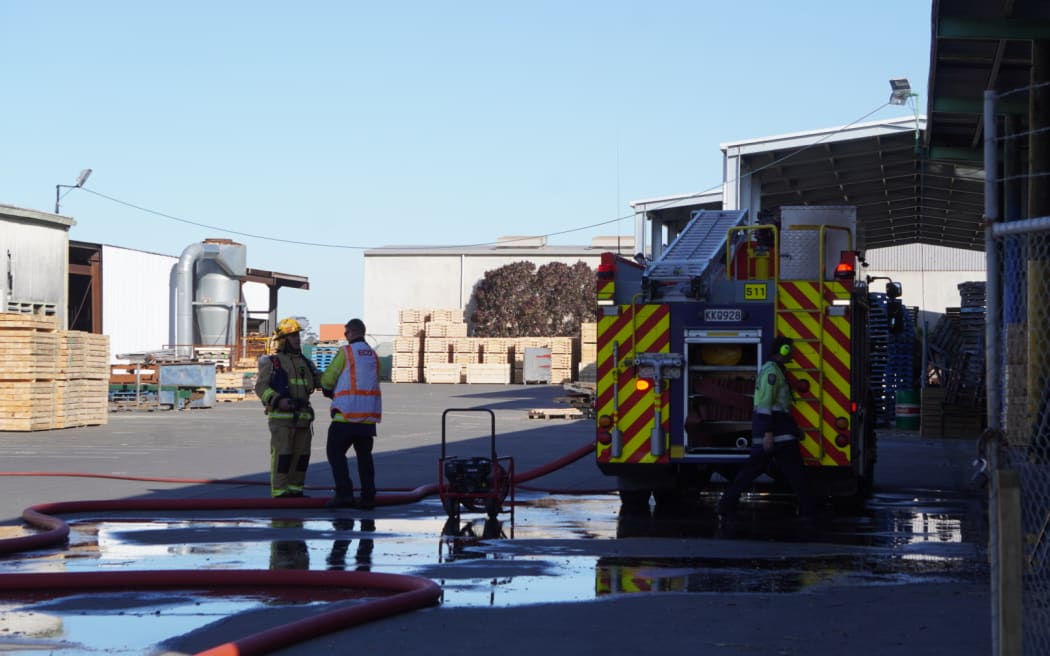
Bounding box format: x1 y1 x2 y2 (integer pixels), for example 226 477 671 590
983 77 1050 654
990 221 1050 656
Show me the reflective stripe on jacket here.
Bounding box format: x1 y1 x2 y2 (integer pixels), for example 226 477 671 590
255 352 317 422
327 342 382 423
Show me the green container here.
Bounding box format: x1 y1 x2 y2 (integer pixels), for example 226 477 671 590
895 389 920 430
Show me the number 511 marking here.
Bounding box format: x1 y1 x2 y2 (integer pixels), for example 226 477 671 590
744 284 768 300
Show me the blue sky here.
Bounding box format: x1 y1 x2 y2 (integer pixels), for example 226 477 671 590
2 1 930 327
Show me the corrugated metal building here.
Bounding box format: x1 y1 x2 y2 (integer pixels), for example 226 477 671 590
363 235 634 346
3 203 309 364
66 241 307 362
1 204 75 327
89 244 308 362
864 243 986 328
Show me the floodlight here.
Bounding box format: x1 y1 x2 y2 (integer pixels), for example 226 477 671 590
889 78 913 105
75 169 93 187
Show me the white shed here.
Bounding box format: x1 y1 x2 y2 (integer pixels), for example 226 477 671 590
0 204 75 328
363 235 634 348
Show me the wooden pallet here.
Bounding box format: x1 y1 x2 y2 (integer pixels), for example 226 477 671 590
528 407 584 420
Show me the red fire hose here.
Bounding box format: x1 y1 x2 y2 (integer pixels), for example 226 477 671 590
0 440 598 655
0 569 441 656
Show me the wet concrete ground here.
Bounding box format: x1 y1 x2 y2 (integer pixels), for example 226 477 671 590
0 385 991 655
0 483 986 654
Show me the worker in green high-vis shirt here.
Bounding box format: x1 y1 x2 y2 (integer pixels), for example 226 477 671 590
717 335 815 522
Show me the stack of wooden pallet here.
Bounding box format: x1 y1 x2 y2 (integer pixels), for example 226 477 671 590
215 370 255 402
578 322 597 382
389 307 587 385
391 308 474 383
0 313 109 431
920 386 985 439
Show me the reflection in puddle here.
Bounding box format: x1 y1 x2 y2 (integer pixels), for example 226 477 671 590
594 553 981 597
0 492 985 653
440 515 510 562
0 593 323 656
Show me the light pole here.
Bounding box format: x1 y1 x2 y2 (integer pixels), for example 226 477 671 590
889 78 922 153
55 168 92 214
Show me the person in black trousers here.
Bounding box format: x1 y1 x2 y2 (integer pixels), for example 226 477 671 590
717 335 815 521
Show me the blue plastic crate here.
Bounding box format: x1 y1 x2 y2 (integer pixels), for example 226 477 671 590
312 346 339 372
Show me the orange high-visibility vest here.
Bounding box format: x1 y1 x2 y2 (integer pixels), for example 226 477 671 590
330 342 382 423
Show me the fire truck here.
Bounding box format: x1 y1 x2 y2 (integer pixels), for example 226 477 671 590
594 205 884 509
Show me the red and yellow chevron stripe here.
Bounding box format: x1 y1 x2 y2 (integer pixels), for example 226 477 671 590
596 304 671 464
595 566 655 595
777 280 854 467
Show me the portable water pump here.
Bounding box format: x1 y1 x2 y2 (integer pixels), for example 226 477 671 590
438 408 514 519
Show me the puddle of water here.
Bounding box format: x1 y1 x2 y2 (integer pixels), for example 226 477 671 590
0 492 986 653
0 593 313 655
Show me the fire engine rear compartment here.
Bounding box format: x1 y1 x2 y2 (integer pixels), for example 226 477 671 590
681 330 760 455
595 206 879 507
673 311 771 458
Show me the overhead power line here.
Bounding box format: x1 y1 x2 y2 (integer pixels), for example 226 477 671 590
72 100 898 251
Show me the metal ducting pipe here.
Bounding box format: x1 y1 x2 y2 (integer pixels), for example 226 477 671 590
173 242 205 359
172 240 247 359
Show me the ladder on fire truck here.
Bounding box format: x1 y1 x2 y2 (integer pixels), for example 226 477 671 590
771 223 858 461
643 209 749 289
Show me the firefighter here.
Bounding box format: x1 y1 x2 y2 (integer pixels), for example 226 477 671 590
716 335 815 521
255 317 320 498
321 318 382 510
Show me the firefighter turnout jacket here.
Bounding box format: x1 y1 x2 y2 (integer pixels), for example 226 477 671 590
321 339 382 424
256 352 319 424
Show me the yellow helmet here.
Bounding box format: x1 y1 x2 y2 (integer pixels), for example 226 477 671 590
275 317 302 337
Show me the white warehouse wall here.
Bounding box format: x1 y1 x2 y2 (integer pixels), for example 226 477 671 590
101 244 295 363
864 244 986 330
102 245 176 360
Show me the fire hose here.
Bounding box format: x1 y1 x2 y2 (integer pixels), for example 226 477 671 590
0 440 598 655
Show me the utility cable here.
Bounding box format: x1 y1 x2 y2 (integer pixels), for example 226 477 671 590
78 188 367 250
67 100 898 251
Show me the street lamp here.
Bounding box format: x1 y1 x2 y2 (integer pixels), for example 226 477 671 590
55 168 92 214
889 78 915 106
889 78 922 153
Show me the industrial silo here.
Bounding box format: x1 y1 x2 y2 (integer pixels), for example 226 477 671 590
173 239 247 357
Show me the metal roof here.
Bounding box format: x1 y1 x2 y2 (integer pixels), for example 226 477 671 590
1 203 76 230
243 268 310 290
722 117 985 252
633 1 1049 256
633 118 986 254
926 0 1050 165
